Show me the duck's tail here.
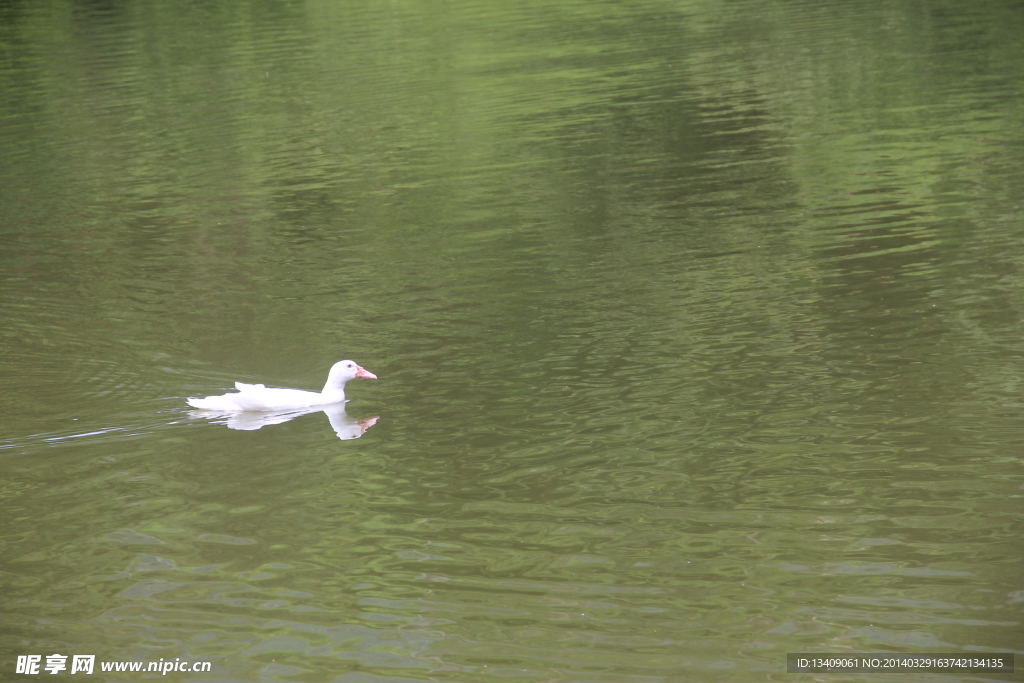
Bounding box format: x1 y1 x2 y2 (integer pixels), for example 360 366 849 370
187 395 241 411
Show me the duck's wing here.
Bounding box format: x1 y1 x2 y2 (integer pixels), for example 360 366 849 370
189 385 272 411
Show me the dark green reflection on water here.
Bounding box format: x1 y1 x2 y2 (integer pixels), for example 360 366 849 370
2 0 1023 680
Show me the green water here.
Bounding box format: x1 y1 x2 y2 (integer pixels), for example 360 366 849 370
2 1 1022 681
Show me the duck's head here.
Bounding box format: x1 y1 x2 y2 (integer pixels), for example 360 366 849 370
329 359 378 384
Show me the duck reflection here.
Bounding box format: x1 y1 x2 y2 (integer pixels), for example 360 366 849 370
189 403 379 440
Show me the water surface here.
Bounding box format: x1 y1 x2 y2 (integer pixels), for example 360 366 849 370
2 1 1022 680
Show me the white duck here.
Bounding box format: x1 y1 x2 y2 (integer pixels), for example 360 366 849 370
187 360 377 412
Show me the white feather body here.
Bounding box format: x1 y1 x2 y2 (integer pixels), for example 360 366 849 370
186 360 374 412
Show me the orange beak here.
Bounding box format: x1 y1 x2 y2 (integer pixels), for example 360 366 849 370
355 366 377 379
